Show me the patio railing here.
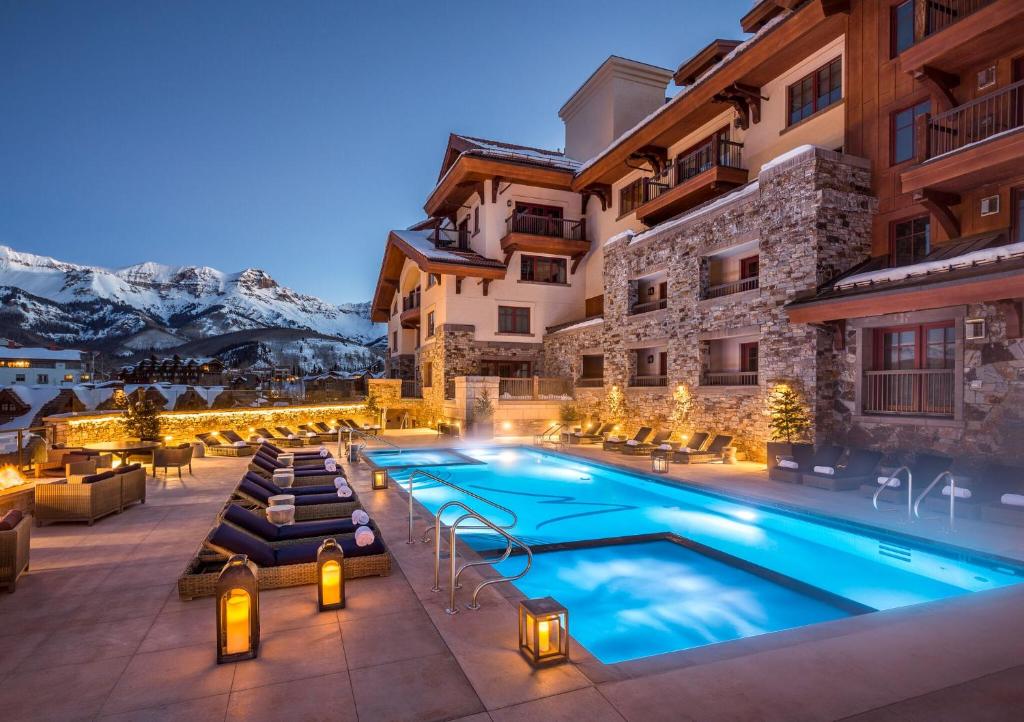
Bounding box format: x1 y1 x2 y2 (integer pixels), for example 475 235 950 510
0 424 57 472
863 369 955 417
506 213 585 241
629 298 668 315
924 0 994 37
576 377 604 388
702 276 759 299
702 371 759 386
924 79 1024 158
628 375 668 388
400 379 422 398
497 376 574 400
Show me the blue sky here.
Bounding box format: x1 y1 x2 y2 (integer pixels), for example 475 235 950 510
0 0 750 304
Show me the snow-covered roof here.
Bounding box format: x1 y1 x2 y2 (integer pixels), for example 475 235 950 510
546 317 604 336
0 385 62 431
391 230 506 270
123 383 224 408
835 241 1024 290
0 347 82 361
452 135 581 173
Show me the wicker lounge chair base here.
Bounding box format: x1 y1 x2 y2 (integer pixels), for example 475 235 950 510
177 550 390 600
768 467 803 484
801 474 868 491
206 445 255 457
672 453 721 464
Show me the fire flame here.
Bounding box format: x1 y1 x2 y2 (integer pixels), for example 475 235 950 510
0 465 28 492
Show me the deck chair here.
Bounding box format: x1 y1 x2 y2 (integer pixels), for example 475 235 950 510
770 444 843 484
673 434 733 463
622 429 672 456
604 427 652 452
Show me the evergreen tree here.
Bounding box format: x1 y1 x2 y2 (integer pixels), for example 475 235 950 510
125 395 161 440
768 385 810 443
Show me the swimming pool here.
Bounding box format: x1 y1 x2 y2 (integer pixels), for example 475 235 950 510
370 446 1024 663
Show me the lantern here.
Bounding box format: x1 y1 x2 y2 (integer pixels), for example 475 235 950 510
317 538 346 611
216 555 260 663
652 454 670 474
518 597 569 667
371 468 389 490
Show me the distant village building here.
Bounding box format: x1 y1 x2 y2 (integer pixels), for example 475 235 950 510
0 345 86 386
118 355 225 385
302 371 368 402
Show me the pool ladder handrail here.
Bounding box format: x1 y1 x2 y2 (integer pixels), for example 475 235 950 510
872 465 913 520
337 427 404 461
430 500 533 615
404 468 518 544
913 470 957 530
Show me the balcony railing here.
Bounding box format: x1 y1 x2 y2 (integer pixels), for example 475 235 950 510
924 0 994 37
444 378 455 400
702 371 759 386
506 213 585 241
576 377 604 388
702 276 759 300
402 287 421 312
430 225 469 250
862 369 955 417
498 376 574 400
629 298 668 315
400 379 422 398
629 375 668 388
676 138 744 184
924 79 1024 158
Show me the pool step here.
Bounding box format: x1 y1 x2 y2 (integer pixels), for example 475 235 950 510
878 541 912 563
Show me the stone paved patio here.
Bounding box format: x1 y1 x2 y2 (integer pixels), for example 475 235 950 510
2 437 1023 721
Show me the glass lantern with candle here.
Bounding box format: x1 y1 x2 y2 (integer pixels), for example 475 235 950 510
518 596 569 667
216 554 260 663
651 453 670 474
316 538 346 611
371 468 389 490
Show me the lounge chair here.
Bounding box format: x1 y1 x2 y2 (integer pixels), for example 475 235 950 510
259 441 331 460
623 429 673 456
653 432 708 462
314 421 339 435
859 452 953 504
534 424 562 446
913 462 1013 521
242 470 338 497
221 502 374 543
255 428 303 448
979 464 1024 526
196 432 255 457
218 430 251 446
0 510 31 592
233 478 360 521
561 418 598 443
568 422 615 445
34 471 123 526
802 448 883 491
299 424 334 443
673 434 733 464
769 444 843 484
249 452 345 487
603 427 652 452
275 426 318 446
176 519 390 600
152 444 193 478
437 422 460 439
345 418 380 435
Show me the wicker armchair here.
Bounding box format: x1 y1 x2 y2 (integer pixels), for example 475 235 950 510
115 464 147 508
153 444 193 478
0 513 31 592
34 472 123 526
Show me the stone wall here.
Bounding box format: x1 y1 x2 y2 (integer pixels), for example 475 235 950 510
596 147 875 460
542 320 605 380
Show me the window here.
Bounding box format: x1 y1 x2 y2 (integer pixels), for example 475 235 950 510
740 342 759 373
788 57 842 126
426 310 435 338
891 216 931 266
977 66 997 90
581 354 604 380
457 218 469 249
63 374 74 382
15 374 25 383
740 255 759 279
421 362 433 387
891 0 914 56
36 374 48 384
891 100 930 164
520 255 567 284
498 306 530 334
473 206 480 235
620 179 645 215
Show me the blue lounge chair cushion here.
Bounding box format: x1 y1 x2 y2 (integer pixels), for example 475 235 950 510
208 523 276 567
273 534 386 565
244 472 335 496
224 503 281 540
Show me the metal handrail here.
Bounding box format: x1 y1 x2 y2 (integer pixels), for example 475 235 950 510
404 468 518 544
913 470 958 530
432 501 533 615
336 426 403 462
872 465 913 520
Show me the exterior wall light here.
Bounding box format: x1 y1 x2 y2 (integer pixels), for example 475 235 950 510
519 596 569 667
371 468 389 490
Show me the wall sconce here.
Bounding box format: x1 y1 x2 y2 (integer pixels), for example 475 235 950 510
216 555 260 663
371 468 389 490
519 596 569 667
316 538 346 611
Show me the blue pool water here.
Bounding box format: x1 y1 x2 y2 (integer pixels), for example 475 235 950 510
362 448 480 469
371 446 1023 663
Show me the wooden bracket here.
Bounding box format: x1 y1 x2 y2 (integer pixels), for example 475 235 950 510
712 83 764 129
629 145 669 176
819 0 850 16
570 254 585 275
502 249 515 266
455 277 463 294
914 188 961 238
913 66 960 112
581 184 611 213
831 319 847 351
491 176 503 204
479 278 491 296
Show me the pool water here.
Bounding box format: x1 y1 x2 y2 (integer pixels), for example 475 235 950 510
377 446 1023 663
362 448 481 469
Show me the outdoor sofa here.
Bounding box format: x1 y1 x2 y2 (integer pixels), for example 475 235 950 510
0 510 31 592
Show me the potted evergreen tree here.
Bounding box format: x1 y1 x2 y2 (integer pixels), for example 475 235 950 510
470 390 494 439
767 383 810 462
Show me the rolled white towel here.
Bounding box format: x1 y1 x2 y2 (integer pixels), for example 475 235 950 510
336 484 353 499
318 445 329 457
351 509 370 526
607 435 620 442
812 465 834 475
232 440 247 448
680 447 694 453
941 485 972 499
333 477 348 489
625 439 639 446
1000 493 1024 507
658 443 673 451
354 525 375 547
287 434 297 440
877 475 901 488
778 459 800 470
573 431 583 437
256 436 266 443
305 431 317 438
324 459 337 472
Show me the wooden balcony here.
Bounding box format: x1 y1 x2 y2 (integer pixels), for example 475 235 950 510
635 140 747 225
500 214 589 264
898 0 1021 78
399 287 420 329
902 80 1024 195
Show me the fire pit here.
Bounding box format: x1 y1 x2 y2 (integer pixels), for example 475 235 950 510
0 465 34 515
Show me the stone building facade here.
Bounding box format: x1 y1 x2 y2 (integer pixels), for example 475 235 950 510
583 146 875 460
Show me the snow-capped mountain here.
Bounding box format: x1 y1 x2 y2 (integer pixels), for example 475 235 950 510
0 245 384 370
